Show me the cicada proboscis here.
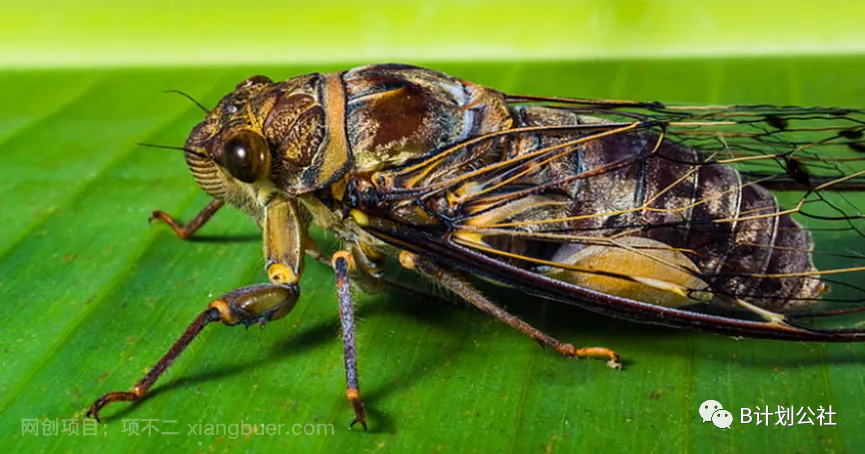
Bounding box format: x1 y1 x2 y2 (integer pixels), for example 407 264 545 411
87 64 865 429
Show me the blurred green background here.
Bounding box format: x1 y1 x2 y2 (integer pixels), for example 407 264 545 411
3 0 865 67
2 1 865 453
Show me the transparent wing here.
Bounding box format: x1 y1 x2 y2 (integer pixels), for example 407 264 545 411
359 97 865 341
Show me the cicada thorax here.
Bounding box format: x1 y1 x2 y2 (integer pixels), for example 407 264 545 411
253 73 353 194
332 64 518 226
342 64 512 175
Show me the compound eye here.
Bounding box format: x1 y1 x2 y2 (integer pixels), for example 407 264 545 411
221 130 270 183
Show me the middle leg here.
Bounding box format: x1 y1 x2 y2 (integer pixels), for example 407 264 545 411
399 251 623 369
330 250 367 430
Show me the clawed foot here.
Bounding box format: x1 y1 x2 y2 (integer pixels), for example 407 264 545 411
350 416 368 431
558 344 624 370
86 390 140 423
149 210 190 239
348 390 367 431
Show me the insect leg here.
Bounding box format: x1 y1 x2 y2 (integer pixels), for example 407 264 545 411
301 236 448 304
149 198 224 240
89 197 307 421
399 251 623 369
86 283 300 421
264 198 305 284
331 250 366 430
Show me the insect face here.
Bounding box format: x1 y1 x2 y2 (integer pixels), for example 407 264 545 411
181 75 278 205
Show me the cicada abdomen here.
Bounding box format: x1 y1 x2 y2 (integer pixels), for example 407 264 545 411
467 105 823 311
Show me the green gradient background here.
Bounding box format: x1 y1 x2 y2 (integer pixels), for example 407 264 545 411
2 1 865 66
2 2 865 453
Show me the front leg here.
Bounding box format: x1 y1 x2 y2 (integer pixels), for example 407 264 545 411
87 197 306 421
150 198 224 240
263 196 305 285
86 283 300 421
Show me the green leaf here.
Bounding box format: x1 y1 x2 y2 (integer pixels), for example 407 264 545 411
2 58 864 452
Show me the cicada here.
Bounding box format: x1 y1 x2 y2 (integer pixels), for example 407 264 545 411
87 63 865 428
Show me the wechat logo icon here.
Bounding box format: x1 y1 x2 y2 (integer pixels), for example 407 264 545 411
699 400 733 429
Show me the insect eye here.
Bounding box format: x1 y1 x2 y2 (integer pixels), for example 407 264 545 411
221 130 270 183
